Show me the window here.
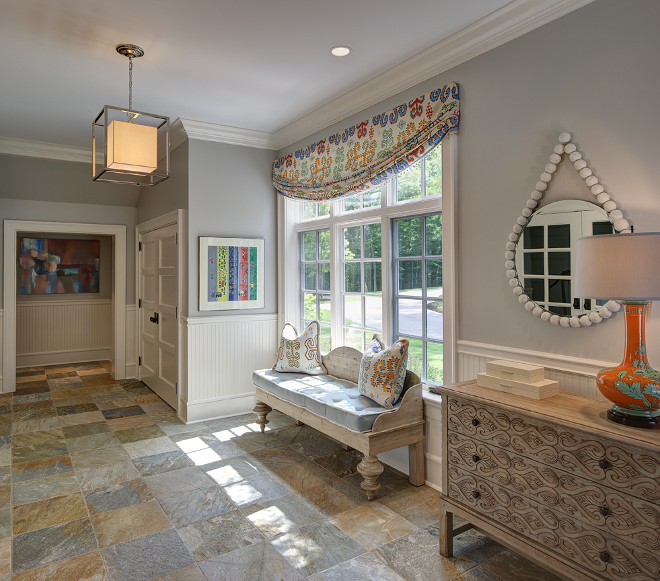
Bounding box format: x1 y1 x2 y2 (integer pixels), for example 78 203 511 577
302 200 330 220
396 145 442 202
342 223 382 351
342 186 381 212
286 136 454 384
300 230 331 352
394 214 443 383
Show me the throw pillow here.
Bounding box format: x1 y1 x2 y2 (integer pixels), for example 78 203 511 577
358 335 409 409
272 321 327 375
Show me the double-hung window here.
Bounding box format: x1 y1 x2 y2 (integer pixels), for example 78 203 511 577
285 137 455 384
342 223 382 351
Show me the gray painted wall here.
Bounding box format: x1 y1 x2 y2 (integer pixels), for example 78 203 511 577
0 198 137 303
0 155 140 208
187 139 277 317
277 0 660 365
136 140 189 224
16 233 112 301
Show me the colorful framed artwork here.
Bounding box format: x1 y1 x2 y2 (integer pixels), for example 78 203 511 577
199 237 264 311
17 238 100 294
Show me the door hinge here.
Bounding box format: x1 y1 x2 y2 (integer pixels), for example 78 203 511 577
138 356 142 366
175 232 178 244
139 241 142 251
175 306 178 318
139 299 142 308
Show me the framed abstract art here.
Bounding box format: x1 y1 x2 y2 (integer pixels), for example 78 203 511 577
17 237 100 294
199 237 264 311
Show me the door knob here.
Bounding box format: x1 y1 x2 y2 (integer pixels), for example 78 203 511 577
149 312 159 324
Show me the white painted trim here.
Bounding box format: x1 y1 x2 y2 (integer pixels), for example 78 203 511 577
17 349 111 368
137 209 186 414
456 339 616 377
0 1 593 161
0 136 94 164
183 313 279 326
272 0 596 149
183 392 257 424
3 220 126 393
172 118 276 151
16 299 112 307
443 134 458 384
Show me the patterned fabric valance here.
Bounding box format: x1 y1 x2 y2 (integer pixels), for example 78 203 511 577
273 82 459 201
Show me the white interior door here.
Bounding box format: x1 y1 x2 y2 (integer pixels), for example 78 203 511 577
139 224 178 409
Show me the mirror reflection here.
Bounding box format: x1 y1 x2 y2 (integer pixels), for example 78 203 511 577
515 200 613 317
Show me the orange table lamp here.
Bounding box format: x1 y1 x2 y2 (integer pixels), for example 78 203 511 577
575 232 660 429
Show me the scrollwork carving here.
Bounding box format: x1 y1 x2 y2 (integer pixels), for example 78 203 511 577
448 397 660 503
448 466 660 581
448 432 660 552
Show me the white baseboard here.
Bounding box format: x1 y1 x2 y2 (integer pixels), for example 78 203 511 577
125 363 136 379
17 348 111 368
182 391 256 424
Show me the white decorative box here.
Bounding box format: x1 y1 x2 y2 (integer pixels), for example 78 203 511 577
477 360 559 400
485 360 545 384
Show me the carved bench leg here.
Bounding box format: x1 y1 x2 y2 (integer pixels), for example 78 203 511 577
438 498 454 558
357 455 384 500
252 401 272 433
408 441 425 486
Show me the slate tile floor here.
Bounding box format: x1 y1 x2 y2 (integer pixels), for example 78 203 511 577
0 361 564 581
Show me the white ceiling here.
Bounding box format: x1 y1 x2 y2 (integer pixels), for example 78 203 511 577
0 0 519 149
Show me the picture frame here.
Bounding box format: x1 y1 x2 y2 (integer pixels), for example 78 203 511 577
199 237 264 311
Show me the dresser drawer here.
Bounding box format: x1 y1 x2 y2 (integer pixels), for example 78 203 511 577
447 465 660 581
448 431 660 553
447 396 660 503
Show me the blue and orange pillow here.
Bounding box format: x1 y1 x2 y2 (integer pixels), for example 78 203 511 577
357 334 409 409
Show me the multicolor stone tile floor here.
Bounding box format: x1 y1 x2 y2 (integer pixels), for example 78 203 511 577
0 361 565 581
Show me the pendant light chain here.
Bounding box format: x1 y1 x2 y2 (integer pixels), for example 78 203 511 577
128 56 133 111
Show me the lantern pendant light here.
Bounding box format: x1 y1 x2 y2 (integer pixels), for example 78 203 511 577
92 44 170 186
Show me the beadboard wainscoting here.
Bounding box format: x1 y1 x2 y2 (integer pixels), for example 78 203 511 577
182 314 280 423
456 340 617 397
16 299 112 367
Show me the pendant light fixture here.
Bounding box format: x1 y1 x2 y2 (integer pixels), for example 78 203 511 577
92 44 170 186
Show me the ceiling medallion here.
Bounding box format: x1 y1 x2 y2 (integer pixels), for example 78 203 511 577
92 44 170 187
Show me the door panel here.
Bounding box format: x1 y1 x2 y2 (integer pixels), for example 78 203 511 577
139 224 178 409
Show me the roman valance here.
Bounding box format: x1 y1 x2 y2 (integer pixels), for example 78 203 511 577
273 81 459 201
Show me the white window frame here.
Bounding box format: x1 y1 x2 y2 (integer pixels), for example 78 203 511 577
278 133 458 384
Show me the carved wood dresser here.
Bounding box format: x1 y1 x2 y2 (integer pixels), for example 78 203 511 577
437 380 660 581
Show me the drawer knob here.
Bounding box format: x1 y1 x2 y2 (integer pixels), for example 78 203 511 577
471 419 480 427
472 455 481 463
471 490 480 499
599 552 610 563
598 459 610 470
599 506 609 516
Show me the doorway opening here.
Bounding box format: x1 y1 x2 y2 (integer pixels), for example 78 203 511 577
3 220 127 393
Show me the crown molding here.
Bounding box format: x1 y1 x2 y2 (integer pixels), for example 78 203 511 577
0 136 93 164
271 0 595 150
0 0 592 162
172 118 277 151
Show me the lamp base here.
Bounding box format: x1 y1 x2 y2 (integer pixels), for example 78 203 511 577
607 408 660 429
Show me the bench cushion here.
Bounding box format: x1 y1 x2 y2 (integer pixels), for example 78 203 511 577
253 369 397 432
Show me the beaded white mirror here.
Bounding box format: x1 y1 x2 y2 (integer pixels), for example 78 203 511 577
505 133 631 328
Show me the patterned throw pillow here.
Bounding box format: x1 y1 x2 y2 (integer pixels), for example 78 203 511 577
272 321 327 375
358 335 409 409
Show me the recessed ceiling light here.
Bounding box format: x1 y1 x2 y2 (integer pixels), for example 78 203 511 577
331 46 351 57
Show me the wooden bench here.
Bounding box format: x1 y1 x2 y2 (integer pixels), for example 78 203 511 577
252 346 425 499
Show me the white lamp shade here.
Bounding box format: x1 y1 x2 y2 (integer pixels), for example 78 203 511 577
575 233 660 300
107 120 157 173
